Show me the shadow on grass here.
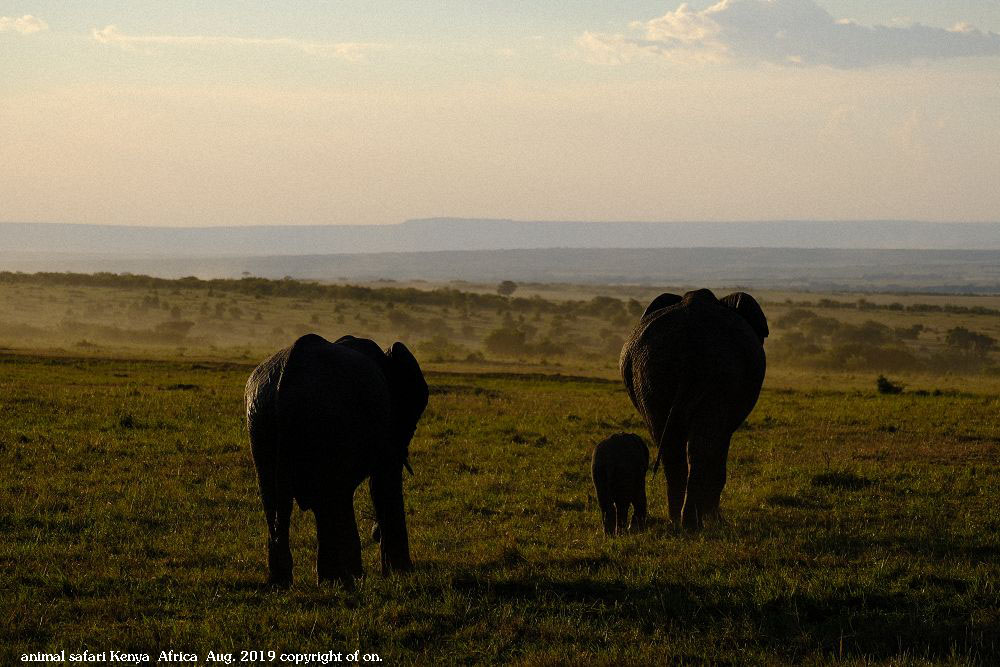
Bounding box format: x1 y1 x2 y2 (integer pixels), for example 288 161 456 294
413 556 1000 662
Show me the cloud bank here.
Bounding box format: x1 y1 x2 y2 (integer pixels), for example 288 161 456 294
580 0 1000 68
0 15 48 34
92 25 381 61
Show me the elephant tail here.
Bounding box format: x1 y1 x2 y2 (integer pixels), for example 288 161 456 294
651 399 683 476
651 384 708 476
653 391 706 475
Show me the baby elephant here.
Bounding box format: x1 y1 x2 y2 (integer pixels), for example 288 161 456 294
591 432 649 535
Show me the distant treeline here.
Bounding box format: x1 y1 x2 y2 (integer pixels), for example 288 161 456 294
0 271 638 320
775 297 1000 317
3 271 998 319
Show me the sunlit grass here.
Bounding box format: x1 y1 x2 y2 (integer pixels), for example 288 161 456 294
2 350 998 663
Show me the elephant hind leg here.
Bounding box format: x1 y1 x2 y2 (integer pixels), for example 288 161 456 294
370 466 414 574
682 424 731 530
594 482 615 535
655 401 690 527
614 501 630 536
265 496 293 587
630 484 648 532
661 435 688 527
315 492 363 587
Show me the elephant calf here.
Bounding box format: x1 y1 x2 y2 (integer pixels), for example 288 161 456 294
591 432 648 535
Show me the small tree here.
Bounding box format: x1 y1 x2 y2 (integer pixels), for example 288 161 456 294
497 280 518 297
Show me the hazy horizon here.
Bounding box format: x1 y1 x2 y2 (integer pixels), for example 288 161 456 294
3 217 1000 229
3 1 1000 228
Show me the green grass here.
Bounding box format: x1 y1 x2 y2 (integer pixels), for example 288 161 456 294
3 350 999 664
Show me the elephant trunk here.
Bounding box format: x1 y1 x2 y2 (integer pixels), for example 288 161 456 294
370 463 413 575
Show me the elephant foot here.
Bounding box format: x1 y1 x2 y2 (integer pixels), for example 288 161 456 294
681 505 721 531
680 505 703 530
628 518 648 533
267 547 293 588
318 571 362 591
318 558 364 587
380 556 414 576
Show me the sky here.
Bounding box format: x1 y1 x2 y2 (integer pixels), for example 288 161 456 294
2 1 999 226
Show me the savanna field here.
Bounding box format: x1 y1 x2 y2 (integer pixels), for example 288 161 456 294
2 274 1000 664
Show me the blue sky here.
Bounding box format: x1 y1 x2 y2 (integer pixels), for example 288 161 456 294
2 1 1000 225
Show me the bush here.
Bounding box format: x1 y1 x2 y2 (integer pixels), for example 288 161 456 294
387 309 415 330
580 296 626 319
484 326 528 356
946 327 996 354
894 324 923 341
776 308 817 328
835 320 892 346
418 335 469 362
876 375 904 395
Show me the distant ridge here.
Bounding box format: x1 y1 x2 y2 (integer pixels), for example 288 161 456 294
2 218 999 256
2 247 998 294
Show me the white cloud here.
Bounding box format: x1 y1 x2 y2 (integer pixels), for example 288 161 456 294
91 25 383 61
0 14 48 34
580 0 1000 68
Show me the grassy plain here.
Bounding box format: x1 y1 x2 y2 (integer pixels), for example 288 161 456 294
2 275 999 664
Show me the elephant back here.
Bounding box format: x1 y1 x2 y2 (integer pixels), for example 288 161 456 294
276 334 393 509
641 293 683 320
620 290 766 437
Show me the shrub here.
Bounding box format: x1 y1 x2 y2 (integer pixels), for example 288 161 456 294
418 335 469 362
387 309 415 330
776 308 817 328
836 320 892 346
894 324 923 341
812 470 872 490
946 327 996 354
876 375 904 395
484 326 528 356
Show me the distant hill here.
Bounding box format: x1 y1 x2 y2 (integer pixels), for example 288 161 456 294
2 218 999 256
2 247 998 293
2 219 998 291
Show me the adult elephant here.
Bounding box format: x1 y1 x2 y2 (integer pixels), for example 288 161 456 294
245 333 429 586
619 289 768 529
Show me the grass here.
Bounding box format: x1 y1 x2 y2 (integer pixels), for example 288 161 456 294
3 348 999 664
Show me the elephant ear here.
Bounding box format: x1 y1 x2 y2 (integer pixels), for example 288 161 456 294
642 293 683 319
720 292 769 342
385 342 430 433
